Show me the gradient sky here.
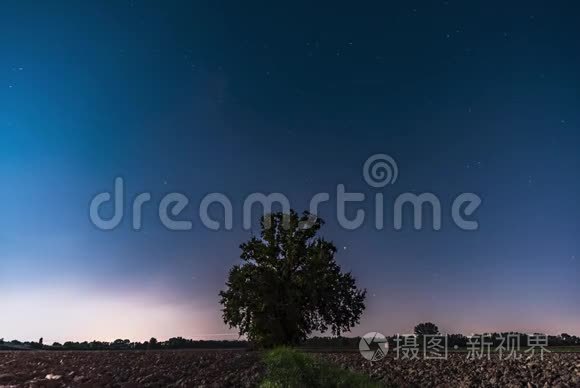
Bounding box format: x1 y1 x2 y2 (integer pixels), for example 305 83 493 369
0 1 578 344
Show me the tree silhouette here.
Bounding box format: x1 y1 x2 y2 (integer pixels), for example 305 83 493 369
414 322 439 335
219 211 366 347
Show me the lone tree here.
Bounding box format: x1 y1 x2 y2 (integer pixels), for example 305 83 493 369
414 322 439 336
148 337 158 349
219 211 366 347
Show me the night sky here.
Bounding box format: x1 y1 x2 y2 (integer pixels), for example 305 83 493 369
0 1 578 343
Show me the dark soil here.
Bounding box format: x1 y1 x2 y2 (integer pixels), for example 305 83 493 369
0 350 263 387
1 350 579 387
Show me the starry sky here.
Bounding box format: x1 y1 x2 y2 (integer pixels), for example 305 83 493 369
0 1 578 343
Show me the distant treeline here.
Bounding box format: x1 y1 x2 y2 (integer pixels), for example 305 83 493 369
1 333 579 351
0 337 247 351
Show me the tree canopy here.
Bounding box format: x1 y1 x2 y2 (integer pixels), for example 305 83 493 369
414 322 439 336
219 211 366 347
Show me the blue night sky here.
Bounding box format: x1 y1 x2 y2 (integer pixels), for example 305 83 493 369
0 1 578 343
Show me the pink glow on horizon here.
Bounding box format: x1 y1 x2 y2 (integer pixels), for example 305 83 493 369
0 287 235 344
1 285 578 344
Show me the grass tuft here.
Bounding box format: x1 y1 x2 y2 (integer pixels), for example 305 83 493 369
260 347 382 387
